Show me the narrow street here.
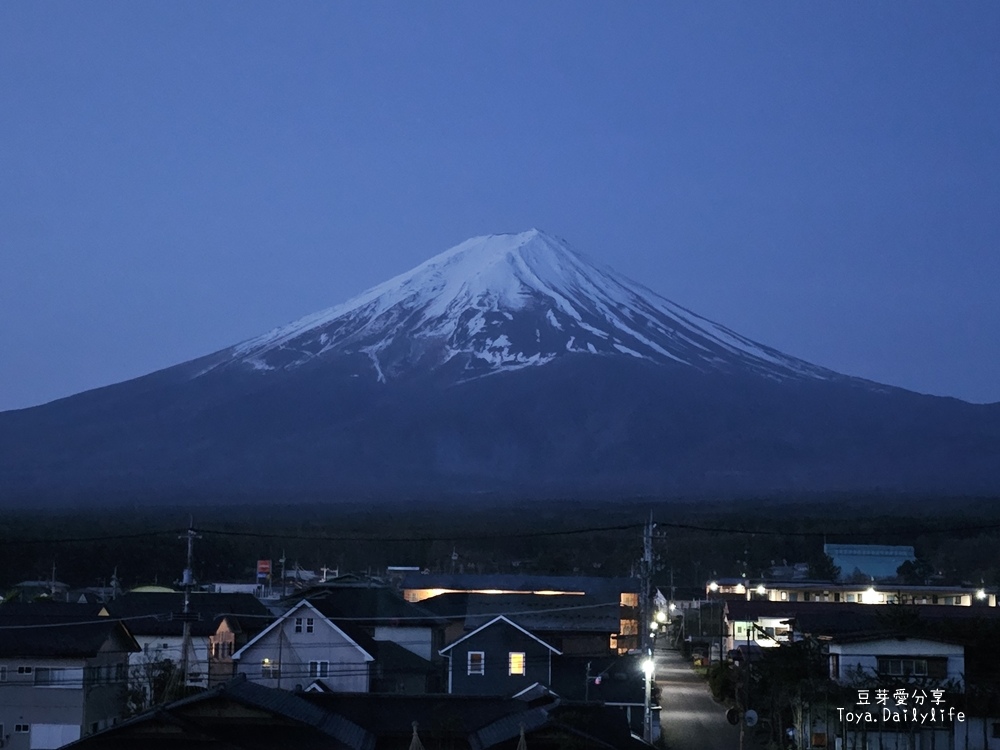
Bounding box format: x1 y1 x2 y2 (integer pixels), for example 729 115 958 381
657 647 740 750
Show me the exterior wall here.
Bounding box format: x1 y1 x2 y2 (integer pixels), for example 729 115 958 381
235 614 371 693
446 622 552 696
956 718 1000 750
0 646 129 750
373 625 432 661
131 635 210 688
829 638 964 686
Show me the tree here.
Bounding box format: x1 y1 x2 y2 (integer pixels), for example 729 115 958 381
807 554 841 582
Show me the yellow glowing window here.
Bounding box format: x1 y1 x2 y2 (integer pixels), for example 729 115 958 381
509 652 526 676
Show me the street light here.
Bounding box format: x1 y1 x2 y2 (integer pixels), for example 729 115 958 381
642 657 654 743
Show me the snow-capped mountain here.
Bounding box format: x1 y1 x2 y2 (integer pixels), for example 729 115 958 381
2 229 998 503
206 229 839 384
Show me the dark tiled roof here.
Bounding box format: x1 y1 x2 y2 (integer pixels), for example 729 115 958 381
302 692 541 736
463 594 620 633
370 639 433 673
63 677 643 750
0 616 138 658
105 592 271 637
301 586 444 625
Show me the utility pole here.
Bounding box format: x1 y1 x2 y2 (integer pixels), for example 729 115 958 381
177 521 200 693
279 551 287 599
641 512 656 744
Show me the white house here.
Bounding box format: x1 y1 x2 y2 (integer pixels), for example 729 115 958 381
828 634 964 687
232 600 373 692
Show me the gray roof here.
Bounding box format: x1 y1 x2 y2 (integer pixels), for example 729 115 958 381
463 594 620 633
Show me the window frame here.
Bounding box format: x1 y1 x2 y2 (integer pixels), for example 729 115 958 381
508 651 526 676
467 651 485 675
260 658 280 679
309 660 330 679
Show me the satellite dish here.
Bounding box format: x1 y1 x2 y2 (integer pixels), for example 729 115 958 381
726 708 739 726
745 710 759 728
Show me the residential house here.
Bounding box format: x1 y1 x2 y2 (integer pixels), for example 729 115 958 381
232 600 374 692
827 633 965 687
401 573 640 652
0 606 139 750
424 592 621 657
278 581 446 692
440 615 561 697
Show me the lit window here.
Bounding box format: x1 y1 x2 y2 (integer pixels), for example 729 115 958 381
261 658 280 679
509 652 526 676
468 651 484 675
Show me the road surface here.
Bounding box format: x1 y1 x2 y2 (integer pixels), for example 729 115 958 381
657 647 741 750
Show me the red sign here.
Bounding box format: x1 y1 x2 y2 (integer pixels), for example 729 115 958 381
256 560 271 579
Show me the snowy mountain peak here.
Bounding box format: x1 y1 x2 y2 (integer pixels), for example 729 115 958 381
206 231 840 384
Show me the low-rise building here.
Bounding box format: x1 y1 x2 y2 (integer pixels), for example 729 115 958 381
0 607 139 750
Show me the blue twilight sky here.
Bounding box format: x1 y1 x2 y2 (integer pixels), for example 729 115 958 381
2 2 998 410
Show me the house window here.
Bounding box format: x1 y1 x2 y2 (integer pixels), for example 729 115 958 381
17 666 33 675
991 722 1000 739
15 724 30 733
309 660 329 678
467 651 485 675
509 652 526 676
0 665 6 681
877 658 928 677
294 617 303 633
261 658 280 679
34 667 68 686
829 654 840 680
306 618 314 633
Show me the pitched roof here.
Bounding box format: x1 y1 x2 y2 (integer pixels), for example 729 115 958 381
439 616 562 655
62 677 645 750
0 613 139 658
232 600 374 662
369 639 433 674
304 586 444 625
462 593 620 633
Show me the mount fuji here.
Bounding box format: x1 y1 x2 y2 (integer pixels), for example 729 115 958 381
198 229 837 384
2 230 999 503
